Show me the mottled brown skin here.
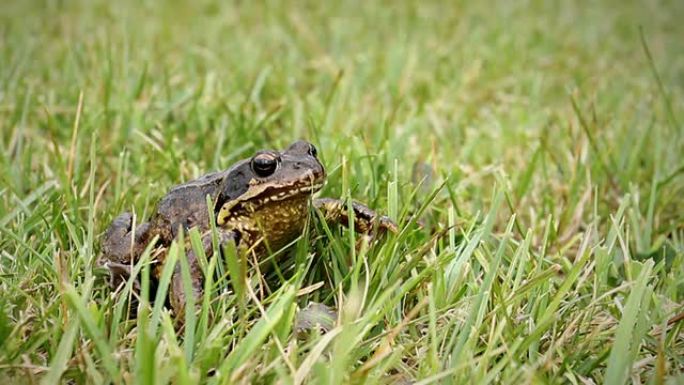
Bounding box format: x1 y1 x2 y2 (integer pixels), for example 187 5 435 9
100 140 396 317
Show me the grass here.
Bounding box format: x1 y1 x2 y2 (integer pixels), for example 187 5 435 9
1 0 683 383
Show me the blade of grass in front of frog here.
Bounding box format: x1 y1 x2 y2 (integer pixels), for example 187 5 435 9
222 231 245 304
293 326 342 385
205 192 224 292
151 241 179 335
188 227 211 342
188 227 209 274
293 213 315 286
135 254 155 385
200 247 218 345
312 201 347 285
248 275 299 377
344 194 361 293
328 284 369 382
193 315 237 382
109 235 159 345
206 194 226 290
426 282 440 375
221 228 250 344
159 308 194 384
270 292 298 360
212 285 296 381
345 194 357 263
177 230 197 363
139 242 151 311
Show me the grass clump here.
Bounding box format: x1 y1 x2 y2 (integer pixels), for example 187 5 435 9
0 0 683 383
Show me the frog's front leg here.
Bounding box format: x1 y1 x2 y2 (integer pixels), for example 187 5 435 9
313 198 398 234
169 229 239 318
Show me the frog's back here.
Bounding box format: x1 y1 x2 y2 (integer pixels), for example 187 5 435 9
153 170 228 239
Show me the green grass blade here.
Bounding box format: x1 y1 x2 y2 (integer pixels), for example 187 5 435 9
214 285 296 379
605 260 654 385
40 318 79 385
63 285 120 383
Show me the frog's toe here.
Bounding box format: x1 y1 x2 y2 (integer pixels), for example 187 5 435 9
377 215 399 234
295 302 337 337
103 261 139 291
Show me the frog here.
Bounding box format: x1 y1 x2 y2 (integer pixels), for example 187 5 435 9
99 140 397 317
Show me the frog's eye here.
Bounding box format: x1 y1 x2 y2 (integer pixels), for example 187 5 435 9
308 144 318 158
251 153 279 177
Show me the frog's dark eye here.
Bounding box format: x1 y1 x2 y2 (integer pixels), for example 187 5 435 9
251 153 279 177
308 144 318 158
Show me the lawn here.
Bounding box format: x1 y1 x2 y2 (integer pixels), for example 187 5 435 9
1 0 683 383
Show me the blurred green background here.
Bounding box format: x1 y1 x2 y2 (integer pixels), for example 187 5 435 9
2 0 682 224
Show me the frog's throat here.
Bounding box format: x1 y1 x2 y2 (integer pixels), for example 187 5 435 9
216 173 324 226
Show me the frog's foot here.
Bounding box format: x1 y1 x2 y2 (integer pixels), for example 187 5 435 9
103 261 140 291
313 198 398 234
103 260 145 318
169 230 239 320
294 302 337 338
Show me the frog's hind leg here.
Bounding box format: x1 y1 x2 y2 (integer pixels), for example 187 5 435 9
313 198 398 234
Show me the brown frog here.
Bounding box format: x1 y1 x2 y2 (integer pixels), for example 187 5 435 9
100 140 396 316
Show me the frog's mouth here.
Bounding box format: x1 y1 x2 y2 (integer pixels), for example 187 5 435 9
216 171 325 225
249 179 325 205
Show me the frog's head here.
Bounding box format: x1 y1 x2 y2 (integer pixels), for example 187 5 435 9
216 140 326 226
